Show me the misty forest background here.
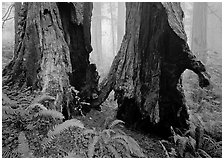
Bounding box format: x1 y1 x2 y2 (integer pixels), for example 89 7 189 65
2 2 222 158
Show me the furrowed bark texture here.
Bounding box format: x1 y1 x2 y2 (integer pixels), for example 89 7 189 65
93 2 209 135
3 2 97 117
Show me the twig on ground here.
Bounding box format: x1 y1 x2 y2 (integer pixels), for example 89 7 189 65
159 140 170 158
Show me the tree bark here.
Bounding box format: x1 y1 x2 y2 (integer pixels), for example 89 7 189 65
3 2 97 119
92 2 210 137
191 2 208 64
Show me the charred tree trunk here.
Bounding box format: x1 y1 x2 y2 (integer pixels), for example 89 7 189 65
92 2 210 137
191 2 208 64
3 2 98 119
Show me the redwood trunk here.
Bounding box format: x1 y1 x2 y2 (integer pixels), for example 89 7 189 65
93 2 210 136
3 2 97 118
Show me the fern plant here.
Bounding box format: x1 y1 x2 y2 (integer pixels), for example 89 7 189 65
84 119 145 158
41 118 85 149
167 125 221 158
2 95 65 158
17 131 34 158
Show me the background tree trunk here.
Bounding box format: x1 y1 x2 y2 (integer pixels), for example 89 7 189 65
3 2 97 118
93 2 210 137
14 2 22 55
117 2 125 52
191 2 208 64
110 2 115 56
92 2 102 67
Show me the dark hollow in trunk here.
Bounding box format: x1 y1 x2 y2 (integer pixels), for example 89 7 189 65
92 2 210 137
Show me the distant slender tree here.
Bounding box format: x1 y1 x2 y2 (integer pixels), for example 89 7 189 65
92 2 102 67
117 2 125 52
110 2 115 56
14 2 22 55
191 2 208 64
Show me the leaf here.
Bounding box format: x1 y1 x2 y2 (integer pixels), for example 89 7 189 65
102 129 115 139
26 103 48 112
109 120 125 129
2 147 11 158
37 109 64 120
41 136 56 149
101 129 115 144
197 149 211 158
159 140 170 158
47 119 84 137
188 136 196 150
173 134 182 144
114 128 126 135
115 139 131 157
18 132 33 157
65 152 82 158
2 93 18 106
83 129 96 136
126 136 145 157
112 135 145 157
176 136 188 157
32 94 55 104
26 124 34 130
88 135 99 158
2 105 16 115
107 144 120 158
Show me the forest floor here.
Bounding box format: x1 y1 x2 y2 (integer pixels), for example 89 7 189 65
2 49 222 158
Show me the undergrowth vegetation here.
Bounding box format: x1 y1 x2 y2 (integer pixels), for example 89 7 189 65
2 94 144 158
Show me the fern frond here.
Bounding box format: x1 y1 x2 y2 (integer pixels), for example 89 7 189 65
32 94 55 104
2 105 16 115
47 119 84 137
197 149 211 158
102 129 115 138
2 93 18 106
18 131 32 157
26 103 48 112
2 147 11 158
36 109 64 120
108 120 125 129
83 128 97 136
201 135 222 157
115 139 131 157
64 152 82 158
41 136 56 150
112 135 145 157
107 144 120 158
125 136 145 157
88 135 100 158
113 128 126 135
